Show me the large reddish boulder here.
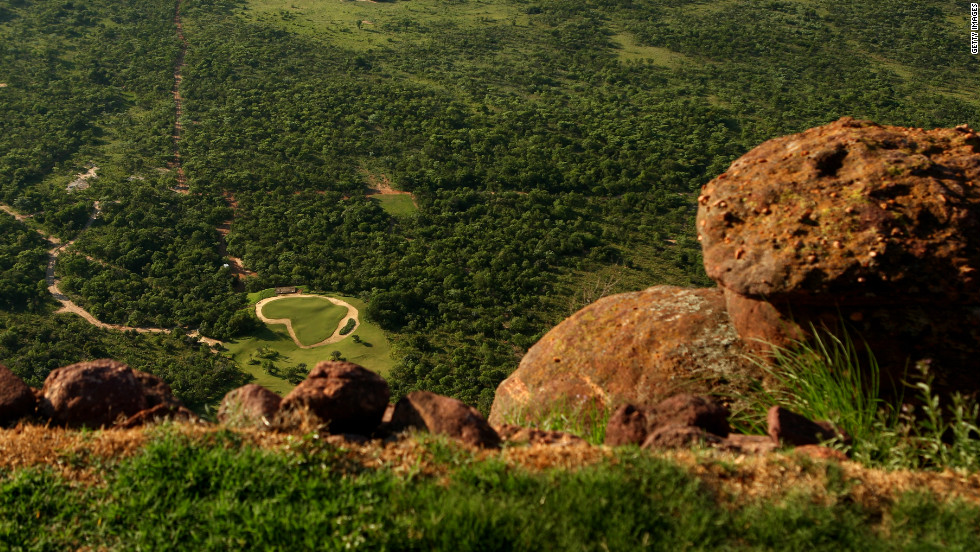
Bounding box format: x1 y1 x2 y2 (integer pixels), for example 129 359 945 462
389 391 500 448
697 118 980 393
218 384 282 428
39 359 148 428
0 364 35 426
278 361 389 434
489 286 756 427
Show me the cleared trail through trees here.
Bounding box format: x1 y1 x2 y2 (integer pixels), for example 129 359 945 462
171 0 188 193
254 293 360 349
0 202 222 347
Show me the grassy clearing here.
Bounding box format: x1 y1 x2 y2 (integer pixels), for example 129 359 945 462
370 193 417 218
259 295 348 346
223 292 393 395
243 0 528 51
3 428 980 550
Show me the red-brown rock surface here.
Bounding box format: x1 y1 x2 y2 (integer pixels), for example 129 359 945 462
697 118 980 391
767 406 839 447
604 404 648 446
278 361 389 434
647 394 730 438
218 384 282 428
390 391 501 448
489 286 755 426
133 370 180 408
39 359 149 428
698 117 980 300
0 364 35 426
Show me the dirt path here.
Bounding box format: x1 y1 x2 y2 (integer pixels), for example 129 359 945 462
171 0 189 194
254 293 360 349
1 202 222 348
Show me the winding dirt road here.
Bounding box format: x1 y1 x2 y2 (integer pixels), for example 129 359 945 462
254 293 360 349
1 202 222 348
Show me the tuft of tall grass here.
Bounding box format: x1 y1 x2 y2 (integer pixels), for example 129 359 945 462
738 326 884 447
736 326 980 471
503 398 610 445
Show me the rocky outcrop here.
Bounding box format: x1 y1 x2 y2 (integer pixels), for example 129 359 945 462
489 286 756 427
605 394 844 458
218 384 282 428
388 391 500 449
278 361 390 434
39 359 150 428
697 118 980 392
0 364 35 427
134 371 181 408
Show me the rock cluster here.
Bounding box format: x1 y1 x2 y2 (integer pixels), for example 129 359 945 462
698 117 980 393
490 118 980 431
0 359 198 429
605 394 847 460
218 361 503 449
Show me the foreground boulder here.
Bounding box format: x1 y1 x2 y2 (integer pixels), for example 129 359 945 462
278 361 389 434
0 364 35 427
489 286 756 427
697 118 980 392
605 394 730 447
40 359 149 428
218 384 282 428
389 391 501 449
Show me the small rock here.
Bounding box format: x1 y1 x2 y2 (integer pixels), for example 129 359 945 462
389 391 501 449
218 384 282 428
648 394 730 437
0 364 35 427
641 424 722 450
767 406 838 446
604 404 648 446
278 361 389 434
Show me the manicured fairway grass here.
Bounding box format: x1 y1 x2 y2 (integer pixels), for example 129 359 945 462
260 296 348 346
223 292 393 396
371 194 417 218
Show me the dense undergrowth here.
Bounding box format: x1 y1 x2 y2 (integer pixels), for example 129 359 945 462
2 428 979 550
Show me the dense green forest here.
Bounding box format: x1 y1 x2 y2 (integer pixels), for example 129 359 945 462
0 0 976 412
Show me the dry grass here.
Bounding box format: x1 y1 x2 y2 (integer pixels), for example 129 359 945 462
3 423 980 511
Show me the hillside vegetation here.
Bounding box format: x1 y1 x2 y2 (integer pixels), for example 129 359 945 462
0 0 976 412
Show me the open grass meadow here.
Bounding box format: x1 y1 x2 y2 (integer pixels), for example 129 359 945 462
223 291 393 396
370 194 417 218
3 427 980 550
260 295 349 346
